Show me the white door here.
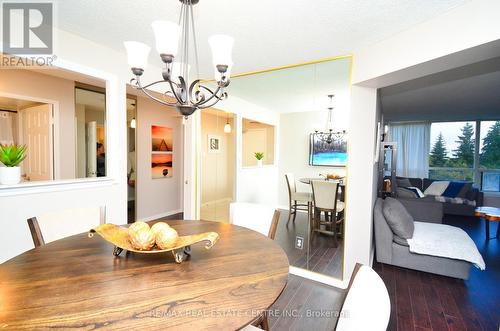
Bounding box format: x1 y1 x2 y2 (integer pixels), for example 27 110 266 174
86 121 97 177
21 104 53 181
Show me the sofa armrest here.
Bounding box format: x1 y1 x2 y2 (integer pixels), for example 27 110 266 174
397 198 443 223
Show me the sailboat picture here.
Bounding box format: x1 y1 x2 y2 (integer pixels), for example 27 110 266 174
151 125 173 152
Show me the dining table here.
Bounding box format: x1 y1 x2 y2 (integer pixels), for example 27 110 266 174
0 219 289 330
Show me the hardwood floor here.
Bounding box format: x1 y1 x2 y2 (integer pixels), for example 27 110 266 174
274 209 343 279
374 214 500 331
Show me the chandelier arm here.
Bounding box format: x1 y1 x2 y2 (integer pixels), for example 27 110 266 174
132 78 184 106
188 79 203 103
195 84 223 106
198 91 227 109
138 87 180 107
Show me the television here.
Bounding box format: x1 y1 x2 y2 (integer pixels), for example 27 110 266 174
309 133 347 167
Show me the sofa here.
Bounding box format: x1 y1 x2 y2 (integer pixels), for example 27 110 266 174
395 176 483 216
374 198 471 279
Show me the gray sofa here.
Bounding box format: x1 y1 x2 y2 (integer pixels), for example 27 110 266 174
396 176 483 216
374 198 471 280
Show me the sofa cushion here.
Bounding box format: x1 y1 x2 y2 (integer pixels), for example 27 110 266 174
442 181 466 198
393 235 409 246
457 182 473 198
397 187 418 198
397 177 412 188
424 181 449 196
382 198 415 239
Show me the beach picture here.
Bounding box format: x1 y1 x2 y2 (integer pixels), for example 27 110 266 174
208 135 221 153
309 133 347 166
151 154 173 179
152 125 173 152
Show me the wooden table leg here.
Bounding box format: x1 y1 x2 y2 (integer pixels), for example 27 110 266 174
485 218 490 241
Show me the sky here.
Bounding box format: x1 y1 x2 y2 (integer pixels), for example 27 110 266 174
430 121 495 157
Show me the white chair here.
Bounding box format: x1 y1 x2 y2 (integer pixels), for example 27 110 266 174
335 264 391 331
311 180 344 247
27 206 106 247
285 173 313 226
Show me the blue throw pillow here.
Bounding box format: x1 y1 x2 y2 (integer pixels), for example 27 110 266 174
442 181 465 198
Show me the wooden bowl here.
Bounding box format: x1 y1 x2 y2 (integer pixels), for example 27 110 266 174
88 223 219 263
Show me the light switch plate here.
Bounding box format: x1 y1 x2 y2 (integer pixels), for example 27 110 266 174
295 236 304 250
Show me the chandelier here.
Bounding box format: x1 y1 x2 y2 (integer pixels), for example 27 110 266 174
124 0 234 118
315 94 346 144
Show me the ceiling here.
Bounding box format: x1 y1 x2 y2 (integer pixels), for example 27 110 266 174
381 57 500 122
53 0 469 77
0 96 43 110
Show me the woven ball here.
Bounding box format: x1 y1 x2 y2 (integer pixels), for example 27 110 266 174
156 227 179 250
128 221 150 234
151 222 170 237
129 228 155 251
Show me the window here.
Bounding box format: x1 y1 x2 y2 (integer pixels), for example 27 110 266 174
429 120 500 191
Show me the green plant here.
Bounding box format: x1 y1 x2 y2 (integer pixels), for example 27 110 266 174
0 144 27 167
254 152 264 161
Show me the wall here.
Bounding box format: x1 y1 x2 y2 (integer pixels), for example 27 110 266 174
135 96 183 220
200 112 235 205
278 110 348 207
242 119 275 167
0 69 76 179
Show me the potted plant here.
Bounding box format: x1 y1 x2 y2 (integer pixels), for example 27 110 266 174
0 144 27 185
254 152 264 167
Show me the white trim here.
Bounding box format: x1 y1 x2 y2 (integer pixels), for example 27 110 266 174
0 178 116 197
139 209 183 222
289 266 348 289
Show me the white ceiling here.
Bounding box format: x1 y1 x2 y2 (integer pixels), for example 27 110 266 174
53 0 469 77
381 57 500 122
0 96 42 110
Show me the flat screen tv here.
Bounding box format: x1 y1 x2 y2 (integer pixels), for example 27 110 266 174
309 133 347 167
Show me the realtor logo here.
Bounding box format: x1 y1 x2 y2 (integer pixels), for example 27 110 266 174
2 2 53 55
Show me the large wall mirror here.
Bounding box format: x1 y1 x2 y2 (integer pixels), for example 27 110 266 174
0 68 108 184
230 57 352 280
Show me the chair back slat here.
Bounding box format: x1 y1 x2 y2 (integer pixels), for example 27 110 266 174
285 173 296 195
268 210 281 240
27 206 106 246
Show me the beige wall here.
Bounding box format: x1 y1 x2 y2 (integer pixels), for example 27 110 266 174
242 119 275 167
0 70 76 179
135 96 183 220
201 112 235 204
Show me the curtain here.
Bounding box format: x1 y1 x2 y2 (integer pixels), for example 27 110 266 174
0 112 14 145
388 122 431 178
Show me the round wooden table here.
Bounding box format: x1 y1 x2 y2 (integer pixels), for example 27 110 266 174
0 220 289 330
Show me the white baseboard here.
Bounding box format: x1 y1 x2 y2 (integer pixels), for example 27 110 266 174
289 266 348 289
140 209 183 222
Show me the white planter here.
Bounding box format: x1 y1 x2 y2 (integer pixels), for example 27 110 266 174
0 166 21 185
257 160 263 167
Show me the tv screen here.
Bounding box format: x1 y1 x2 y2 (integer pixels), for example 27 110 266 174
309 133 347 167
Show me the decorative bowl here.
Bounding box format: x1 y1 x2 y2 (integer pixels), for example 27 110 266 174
88 223 219 263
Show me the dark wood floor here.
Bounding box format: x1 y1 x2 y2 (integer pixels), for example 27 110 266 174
274 209 343 279
374 215 500 331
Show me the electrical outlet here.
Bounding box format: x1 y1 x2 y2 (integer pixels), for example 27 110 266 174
295 236 304 250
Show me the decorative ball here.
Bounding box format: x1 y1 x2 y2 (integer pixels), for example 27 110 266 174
156 227 179 250
129 221 150 235
151 222 170 237
129 228 156 251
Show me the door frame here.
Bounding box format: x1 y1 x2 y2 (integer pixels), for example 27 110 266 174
0 91 60 180
126 94 138 222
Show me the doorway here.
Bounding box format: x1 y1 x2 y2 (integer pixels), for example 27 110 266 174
200 109 235 223
127 97 137 223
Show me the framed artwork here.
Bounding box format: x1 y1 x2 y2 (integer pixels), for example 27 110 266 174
151 154 173 179
208 134 221 153
152 125 173 152
309 133 348 167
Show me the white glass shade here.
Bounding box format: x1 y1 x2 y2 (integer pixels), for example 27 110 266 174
130 118 136 129
152 20 181 56
124 41 151 69
209 34 234 66
214 63 232 82
224 123 232 133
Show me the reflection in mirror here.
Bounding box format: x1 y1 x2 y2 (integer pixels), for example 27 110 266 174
242 119 275 167
0 69 107 184
200 109 236 223
230 57 351 280
127 97 137 223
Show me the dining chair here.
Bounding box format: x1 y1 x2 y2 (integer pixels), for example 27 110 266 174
285 173 313 226
230 202 280 331
335 263 390 331
311 180 344 247
27 206 106 247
